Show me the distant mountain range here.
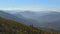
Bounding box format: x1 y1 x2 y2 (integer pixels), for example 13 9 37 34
1 10 60 31
0 11 38 26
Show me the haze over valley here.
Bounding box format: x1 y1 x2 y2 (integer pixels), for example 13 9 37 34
0 10 60 32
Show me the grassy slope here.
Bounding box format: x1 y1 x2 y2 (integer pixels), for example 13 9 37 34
0 17 60 34
0 17 43 34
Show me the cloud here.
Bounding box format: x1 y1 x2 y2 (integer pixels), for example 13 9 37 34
0 7 59 12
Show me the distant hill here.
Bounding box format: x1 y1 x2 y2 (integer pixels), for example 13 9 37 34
8 11 60 31
0 11 38 26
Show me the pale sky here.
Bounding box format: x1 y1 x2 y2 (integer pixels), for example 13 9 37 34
0 0 60 11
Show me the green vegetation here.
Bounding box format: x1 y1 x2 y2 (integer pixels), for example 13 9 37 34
0 17 42 34
0 17 60 34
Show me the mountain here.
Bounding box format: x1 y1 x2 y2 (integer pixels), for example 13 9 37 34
5 11 50 19
2 10 60 31
14 11 50 19
9 11 60 23
7 11 60 31
0 10 24 23
0 11 38 26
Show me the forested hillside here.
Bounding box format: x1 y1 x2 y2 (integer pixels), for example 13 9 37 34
0 17 60 34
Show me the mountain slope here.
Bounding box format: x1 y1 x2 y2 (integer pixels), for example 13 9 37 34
0 11 60 34
0 11 38 26
5 11 60 22
2 11 60 31
0 17 60 34
0 17 41 34
10 11 60 29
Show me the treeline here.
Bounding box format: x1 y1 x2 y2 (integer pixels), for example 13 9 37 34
0 17 60 34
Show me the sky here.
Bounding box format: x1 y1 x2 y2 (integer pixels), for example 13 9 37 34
0 0 60 11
